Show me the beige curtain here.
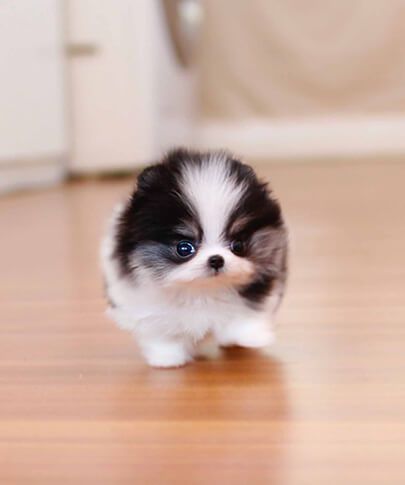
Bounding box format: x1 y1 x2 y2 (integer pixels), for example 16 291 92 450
198 0 405 119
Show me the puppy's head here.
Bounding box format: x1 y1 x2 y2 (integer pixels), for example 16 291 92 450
114 149 287 298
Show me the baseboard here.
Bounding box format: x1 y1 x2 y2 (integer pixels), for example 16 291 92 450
0 158 66 194
197 116 405 160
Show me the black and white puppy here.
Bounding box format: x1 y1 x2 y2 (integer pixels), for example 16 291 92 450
101 149 288 367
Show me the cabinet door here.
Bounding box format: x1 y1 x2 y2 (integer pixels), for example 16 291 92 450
67 0 195 174
0 0 67 190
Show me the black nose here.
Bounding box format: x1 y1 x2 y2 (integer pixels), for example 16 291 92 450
208 255 225 270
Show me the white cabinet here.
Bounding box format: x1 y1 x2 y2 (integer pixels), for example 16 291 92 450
0 0 67 193
67 0 195 174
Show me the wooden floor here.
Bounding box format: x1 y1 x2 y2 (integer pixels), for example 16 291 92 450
1 161 405 484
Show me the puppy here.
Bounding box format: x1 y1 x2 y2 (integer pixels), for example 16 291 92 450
101 149 288 367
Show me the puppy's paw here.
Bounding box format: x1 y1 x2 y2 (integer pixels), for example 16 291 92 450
233 329 275 348
141 340 192 368
216 321 274 349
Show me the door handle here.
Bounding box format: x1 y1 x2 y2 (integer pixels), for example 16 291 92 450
65 43 99 57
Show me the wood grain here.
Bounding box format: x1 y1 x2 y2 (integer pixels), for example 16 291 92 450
1 161 405 484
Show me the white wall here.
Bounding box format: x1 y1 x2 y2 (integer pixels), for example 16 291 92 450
197 0 405 161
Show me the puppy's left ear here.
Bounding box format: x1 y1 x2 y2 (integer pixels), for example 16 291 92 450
229 157 259 185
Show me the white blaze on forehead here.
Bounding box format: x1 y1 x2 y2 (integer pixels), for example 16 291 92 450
180 153 247 244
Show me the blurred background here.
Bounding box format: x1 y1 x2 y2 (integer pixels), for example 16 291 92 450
2 0 405 193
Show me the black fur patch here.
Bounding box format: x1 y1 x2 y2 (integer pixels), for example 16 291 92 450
238 272 275 305
113 149 203 275
226 177 282 241
220 159 284 306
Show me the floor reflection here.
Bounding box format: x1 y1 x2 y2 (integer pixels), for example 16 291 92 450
113 348 291 483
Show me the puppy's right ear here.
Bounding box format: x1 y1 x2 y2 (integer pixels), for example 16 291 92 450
136 164 164 193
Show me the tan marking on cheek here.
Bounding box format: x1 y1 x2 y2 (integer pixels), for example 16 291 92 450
227 215 253 237
249 227 288 265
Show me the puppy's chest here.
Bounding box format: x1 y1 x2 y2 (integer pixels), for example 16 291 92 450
127 286 251 337
184 293 233 311
153 288 243 326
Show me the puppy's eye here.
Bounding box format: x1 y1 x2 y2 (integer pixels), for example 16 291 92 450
230 240 245 256
176 241 196 258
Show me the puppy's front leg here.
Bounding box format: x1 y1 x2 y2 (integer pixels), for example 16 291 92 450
138 337 193 368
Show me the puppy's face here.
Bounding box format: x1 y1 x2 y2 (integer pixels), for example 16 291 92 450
115 149 286 298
